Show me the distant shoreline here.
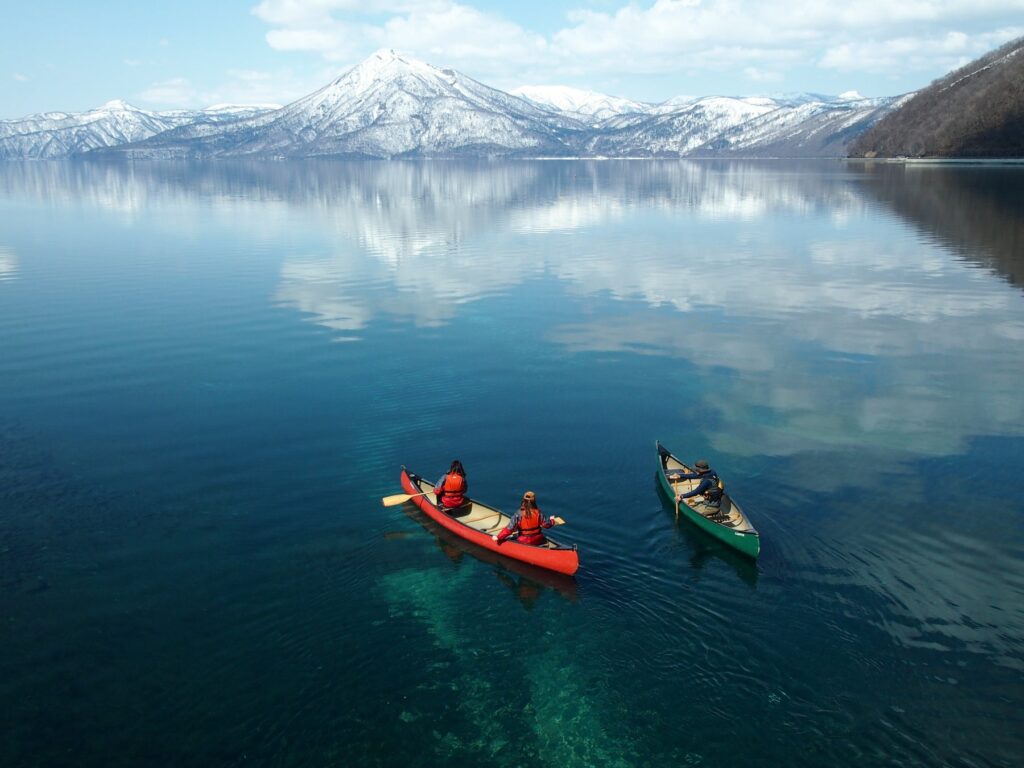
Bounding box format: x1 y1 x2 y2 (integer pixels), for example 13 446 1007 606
843 157 1024 165
2 155 1023 164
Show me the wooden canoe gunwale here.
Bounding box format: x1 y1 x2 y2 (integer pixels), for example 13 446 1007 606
399 467 579 576
655 441 760 559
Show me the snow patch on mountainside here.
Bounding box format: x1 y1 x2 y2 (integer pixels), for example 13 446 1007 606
584 96 781 156
697 95 901 157
512 85 650 120
0 100 281 159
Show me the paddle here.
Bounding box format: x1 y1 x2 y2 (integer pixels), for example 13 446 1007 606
381 491 431 507
667 470 696 519
668 473 683 518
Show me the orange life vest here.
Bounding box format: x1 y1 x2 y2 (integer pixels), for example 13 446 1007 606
518 507 543 537
440 473 467 504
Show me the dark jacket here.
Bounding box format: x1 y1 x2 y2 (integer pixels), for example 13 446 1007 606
673 470 722 504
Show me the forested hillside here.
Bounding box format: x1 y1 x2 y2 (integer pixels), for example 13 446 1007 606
849 36 1024 158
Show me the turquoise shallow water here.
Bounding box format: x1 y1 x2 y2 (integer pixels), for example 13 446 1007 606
1 160 1022 767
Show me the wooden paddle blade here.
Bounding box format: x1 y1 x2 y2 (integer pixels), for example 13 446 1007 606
551 516 566 526
382 491 429 507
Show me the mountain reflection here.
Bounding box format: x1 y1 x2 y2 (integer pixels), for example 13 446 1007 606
853 162 1024 289
2 159 1023 462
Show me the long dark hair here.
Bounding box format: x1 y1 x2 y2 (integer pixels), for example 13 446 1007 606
449 460 465 477
520 491 538 513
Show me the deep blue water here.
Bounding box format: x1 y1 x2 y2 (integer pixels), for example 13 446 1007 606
1 160 1022 767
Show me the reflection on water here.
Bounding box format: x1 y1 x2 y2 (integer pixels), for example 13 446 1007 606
0 246 16 281
401 503 578 608
854 162 1024 289
1 159 1023 767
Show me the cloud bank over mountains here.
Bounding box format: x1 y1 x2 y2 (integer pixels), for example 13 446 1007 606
250 0 1024 98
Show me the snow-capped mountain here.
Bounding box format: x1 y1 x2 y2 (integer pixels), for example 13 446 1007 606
101 50 584 159
645 95 778 116
702 95 902 157
1 49 903 160
583 96 782 155
0 101 192 160
511 85 651 122
0 101 280 160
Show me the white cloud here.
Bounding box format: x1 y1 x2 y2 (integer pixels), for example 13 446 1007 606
253 1 450 26
265 28 344 54
820 26 1024 73
552 1 1024 75
743 67 783 84
249 0 1024 93
139 76 196 106
255 0 550 71
139 69 320 108
13 73 29 82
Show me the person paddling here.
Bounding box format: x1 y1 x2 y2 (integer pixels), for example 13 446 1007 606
672 459 725 518
434 460 469 512
493 491 563 546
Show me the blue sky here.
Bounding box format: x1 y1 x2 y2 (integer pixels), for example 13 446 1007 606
3 0 1023 117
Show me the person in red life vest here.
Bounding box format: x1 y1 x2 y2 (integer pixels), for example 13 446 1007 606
434 459 469 511
492 491 563 546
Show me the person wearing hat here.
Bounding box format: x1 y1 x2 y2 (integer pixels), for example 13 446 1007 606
493 491 564 546
672 459 724 516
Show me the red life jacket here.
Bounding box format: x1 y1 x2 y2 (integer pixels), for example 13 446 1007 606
518 507 543 537
439 473 467 506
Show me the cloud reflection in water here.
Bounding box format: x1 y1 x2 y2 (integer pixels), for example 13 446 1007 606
0 246 17 282
266 160 1024 463
3 159 1022 464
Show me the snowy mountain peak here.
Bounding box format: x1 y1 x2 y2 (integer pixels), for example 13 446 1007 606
368 48 406 66
203 103 283 113
511 85 649 119
99 99 140 112
331 48 441 89
837 90 865 102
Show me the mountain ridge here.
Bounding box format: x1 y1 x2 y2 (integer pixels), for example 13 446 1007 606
2 48 904 160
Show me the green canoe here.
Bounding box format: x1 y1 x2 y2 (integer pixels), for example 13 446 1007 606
656 441 760 559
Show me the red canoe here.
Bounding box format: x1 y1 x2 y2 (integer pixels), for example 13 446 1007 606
400 467 580 576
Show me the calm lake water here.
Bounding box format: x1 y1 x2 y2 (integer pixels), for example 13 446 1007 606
1 160 1022 767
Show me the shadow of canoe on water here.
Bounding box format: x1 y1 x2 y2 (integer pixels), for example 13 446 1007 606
653 474 760 589
395 503 579 610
